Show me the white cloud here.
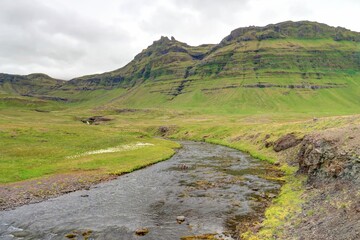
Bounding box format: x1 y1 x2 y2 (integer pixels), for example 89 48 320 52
0 0 358 79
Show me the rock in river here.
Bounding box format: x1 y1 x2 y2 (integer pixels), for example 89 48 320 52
135 227 149 236
176 216 186 224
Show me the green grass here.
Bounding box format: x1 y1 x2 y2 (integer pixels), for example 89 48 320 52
73 37 357 115
241 166 306 240
2 36 359 116
1 94 360 238
0 108 180 183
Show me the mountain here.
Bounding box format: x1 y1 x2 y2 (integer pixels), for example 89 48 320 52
65 36 214 89
66 21 360 87
1 21 360 113
0 73 64 95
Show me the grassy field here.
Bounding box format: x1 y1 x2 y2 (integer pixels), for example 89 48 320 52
1 93 359 184
1 95 360 238
0 106 180 183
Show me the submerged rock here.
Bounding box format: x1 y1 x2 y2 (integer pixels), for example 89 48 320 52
65 233 77 239
12 231 30 238
135 227 149 236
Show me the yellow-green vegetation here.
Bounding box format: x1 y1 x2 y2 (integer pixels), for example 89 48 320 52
161 112 360 239
0 108 179 183
180 234 218 240
241 166 306 240
1 93 360 235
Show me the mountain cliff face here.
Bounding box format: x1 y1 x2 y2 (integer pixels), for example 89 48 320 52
64 21 360 89
65 36 214 90
220 21 360 44
1 21 360 113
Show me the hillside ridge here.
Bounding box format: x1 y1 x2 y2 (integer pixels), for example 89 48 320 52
1 20 360 113
220 21 360 45
1 21 359 89
66 21 360 89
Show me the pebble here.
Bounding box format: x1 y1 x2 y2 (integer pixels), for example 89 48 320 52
12 231 30 238
267 193 277 198
176 216 186 224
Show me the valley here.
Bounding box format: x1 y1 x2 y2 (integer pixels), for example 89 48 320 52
0 21 360 239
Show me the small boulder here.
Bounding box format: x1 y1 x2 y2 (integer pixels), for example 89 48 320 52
273 133 302 152
274 161 281 166
65 233 77 239
176 216 186 224
135 227 149 236
158 126 169 136
267 193 277 199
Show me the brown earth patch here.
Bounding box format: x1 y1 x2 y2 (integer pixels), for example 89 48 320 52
80 116 113 125
281 124 360 239
0 171 116 211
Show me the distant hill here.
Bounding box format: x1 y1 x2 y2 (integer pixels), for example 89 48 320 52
0 73 64 95
1 21 360 113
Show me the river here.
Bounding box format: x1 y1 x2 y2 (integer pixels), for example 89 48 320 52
0 141 282 240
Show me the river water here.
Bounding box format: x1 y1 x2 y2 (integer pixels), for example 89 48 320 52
0 141 282 240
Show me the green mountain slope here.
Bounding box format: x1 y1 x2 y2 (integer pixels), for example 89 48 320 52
66 36 214 89
96 21 360 114
0 73 64 96
1 21 360 114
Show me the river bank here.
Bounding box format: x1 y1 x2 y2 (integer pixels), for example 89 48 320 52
0 171 117 211
164 115 360 239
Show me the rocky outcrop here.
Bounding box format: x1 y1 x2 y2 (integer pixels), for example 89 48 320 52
157 125 177 136
297 127 360 181
273 133 302 152
81 116 112 125
220 21 360 45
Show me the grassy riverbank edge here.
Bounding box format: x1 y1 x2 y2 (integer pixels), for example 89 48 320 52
203 139 307 240
0 139 181 211
159 113 360 239
165 133 307 239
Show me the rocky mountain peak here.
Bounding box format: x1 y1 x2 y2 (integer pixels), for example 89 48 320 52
134 36 188 61
220 21 360 45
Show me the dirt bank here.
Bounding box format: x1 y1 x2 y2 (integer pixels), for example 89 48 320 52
0 172 116 211
284 125 360 240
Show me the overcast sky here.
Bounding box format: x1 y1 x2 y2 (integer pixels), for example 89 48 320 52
0 0 359 80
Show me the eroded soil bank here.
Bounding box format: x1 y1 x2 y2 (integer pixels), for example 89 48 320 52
282 125 360 240
159 119 360 240
0 141 282 240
